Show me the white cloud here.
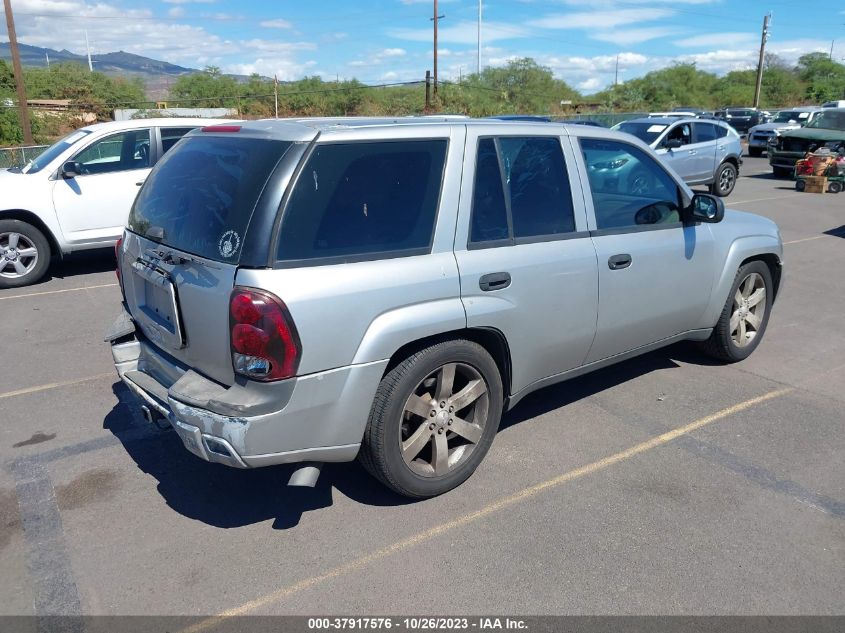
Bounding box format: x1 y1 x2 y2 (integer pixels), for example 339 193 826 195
381 48 407 57
389 20 527 44
226 59 317 81
163 0 215 4
591 26 681 45
167 7 186 18
528 8 673 30
259 19 293 30
674 32 756 48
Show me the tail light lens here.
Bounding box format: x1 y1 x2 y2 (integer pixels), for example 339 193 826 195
229 288 301 381
115 236 123 286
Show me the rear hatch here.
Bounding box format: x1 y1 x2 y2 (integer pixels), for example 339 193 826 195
119 127 312 386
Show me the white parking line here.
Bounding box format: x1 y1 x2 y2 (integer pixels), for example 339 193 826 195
0 283 118 301
783 235 828 245
728 195 790 205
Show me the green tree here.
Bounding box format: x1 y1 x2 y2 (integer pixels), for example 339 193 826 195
0 59 14 97
170 65 240 108
796 53 845 102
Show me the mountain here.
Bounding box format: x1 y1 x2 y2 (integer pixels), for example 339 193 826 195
0 43 198 99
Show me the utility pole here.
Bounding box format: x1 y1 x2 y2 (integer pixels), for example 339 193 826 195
3 0 33 144
614 54 619 87
425 69 431 110
830 40 835 61
477 0 482 75
752 13 770 109
274 74 279 119
430 0 444 97
85 29 93 72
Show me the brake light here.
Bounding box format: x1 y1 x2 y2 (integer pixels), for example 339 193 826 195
202 125 241 133
115 236 123 285
229 288 301 381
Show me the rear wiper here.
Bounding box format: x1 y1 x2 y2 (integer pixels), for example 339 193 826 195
143 247 221 270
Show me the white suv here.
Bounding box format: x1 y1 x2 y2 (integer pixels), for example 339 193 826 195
0 118 229 288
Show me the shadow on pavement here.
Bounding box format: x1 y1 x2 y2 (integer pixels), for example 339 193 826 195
824 225 845 239
105 342 715 529
44 249 116 284
103 383 413 530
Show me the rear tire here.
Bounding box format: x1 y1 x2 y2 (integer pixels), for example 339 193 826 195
710 162 737 197
359 339 504 498
0 219 51 289
795 179 806 192
828 181 842 194
700 261 773 363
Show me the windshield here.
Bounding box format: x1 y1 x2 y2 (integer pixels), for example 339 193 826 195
128 135 292 263
805 111 845 131
615 121 668 145
774 111 808 123
24 129 92 174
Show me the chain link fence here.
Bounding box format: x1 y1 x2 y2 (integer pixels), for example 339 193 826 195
0 145 49 169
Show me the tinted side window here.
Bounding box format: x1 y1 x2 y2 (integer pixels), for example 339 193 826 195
695 123 718 143
713 124 729 139
470 138 509 243
160 127 196 155
74 129 150 174
499 137 576 238
277 140 447 262
470 136 576 245
580 138 681 230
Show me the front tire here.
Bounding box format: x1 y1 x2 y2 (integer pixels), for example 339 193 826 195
359 340 504 498
0 220 51 289
710 162 737 197
700 261 773 363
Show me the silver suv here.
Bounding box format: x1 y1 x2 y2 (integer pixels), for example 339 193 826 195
107 118 783 498
614 117 742 196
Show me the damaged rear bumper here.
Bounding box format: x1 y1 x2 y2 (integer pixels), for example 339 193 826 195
106 309 387 469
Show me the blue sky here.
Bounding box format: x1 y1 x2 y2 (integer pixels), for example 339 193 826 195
2 0 844 93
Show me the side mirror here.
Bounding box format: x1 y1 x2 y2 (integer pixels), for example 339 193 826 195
61 161 82 178
665 138 683 149
688 193 724 223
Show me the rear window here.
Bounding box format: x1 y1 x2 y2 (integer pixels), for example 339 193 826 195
276 140 448 263
128 136 291 263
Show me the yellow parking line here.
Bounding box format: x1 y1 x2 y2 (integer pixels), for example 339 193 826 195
0 373 115 400
182 387 792 630
0 283 118 301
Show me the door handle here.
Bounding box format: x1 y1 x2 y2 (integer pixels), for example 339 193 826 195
688 150 697 155
479 272 511 291
135 180 146 186
608 254 632 270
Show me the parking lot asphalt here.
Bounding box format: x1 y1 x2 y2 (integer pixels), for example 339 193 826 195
1 155 843 618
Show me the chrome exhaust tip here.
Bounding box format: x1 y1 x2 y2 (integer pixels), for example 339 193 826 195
288 462 323 488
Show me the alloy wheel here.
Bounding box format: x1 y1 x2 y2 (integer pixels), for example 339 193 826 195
719 166 736 193
399 362 490 478
730 272 766 348
0 232 39 279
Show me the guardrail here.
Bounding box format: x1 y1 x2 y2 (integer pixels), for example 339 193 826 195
0 145 49 169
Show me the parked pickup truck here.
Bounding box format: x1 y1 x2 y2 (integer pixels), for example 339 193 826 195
0 118 227 288
107 117 783 498
768 108 845 177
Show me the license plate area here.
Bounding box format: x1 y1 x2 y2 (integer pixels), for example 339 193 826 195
130 260 185 350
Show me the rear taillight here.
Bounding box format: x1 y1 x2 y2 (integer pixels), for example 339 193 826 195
229 288 301 381
115 236 123 285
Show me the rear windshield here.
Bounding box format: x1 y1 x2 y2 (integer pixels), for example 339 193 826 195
276 140 448 264
128 135 292 262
